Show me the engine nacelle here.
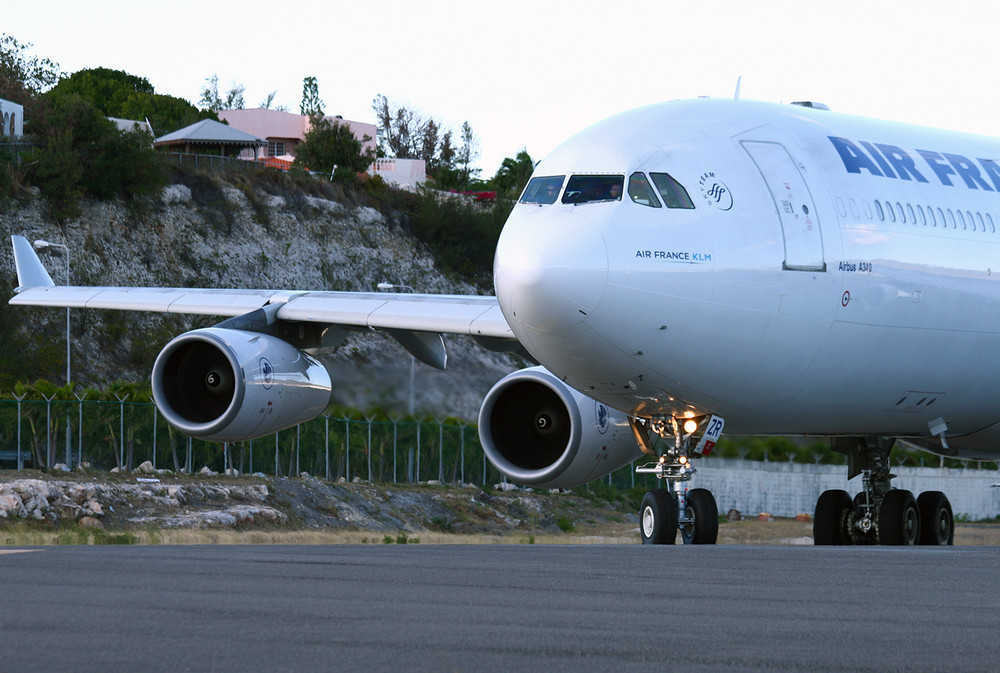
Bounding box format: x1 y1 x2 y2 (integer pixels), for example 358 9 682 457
479 366 641 489
151 328 332 442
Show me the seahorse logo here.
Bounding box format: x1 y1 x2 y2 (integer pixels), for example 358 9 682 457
596 401 610 434
698 172 734 211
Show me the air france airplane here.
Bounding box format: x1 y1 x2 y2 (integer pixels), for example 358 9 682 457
12 97 1000 546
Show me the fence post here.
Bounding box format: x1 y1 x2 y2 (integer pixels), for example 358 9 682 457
324 416 330 481
151 404 157 470
42 393 54 469
364 414 375 482
389 415 399 484
114 393 129 471
459 422 465 485
13 392 26 472
345 418 351 482
75 392 86 468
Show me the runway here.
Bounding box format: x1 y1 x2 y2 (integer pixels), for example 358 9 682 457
1 544 997 672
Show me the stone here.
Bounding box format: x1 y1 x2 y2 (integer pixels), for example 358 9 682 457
0 494 26 519
137 461 155 474
78 516 103 529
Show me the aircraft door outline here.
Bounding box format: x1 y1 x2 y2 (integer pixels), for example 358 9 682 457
741 140 826 272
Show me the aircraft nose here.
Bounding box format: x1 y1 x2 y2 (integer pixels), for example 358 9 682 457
494 209 609 333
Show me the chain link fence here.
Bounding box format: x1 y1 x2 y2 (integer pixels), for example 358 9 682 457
0 398 506 485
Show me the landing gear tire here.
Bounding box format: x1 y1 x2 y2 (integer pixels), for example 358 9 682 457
814 489 853 545
680 488 718 545
878 489 920 545
640 490 679 545
917 491 954 546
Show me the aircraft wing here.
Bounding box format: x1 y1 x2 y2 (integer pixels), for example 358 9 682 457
9 235 515 368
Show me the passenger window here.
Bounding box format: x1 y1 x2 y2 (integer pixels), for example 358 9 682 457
968 211 977 231
874 200 885 221
937 208 945 228
988 213 996 233
627 172 661 207
895 202 905 223
907 204 916 224
520 176 565 204
946 209 956 228
917 205 926 226
562 175 624 204
957 210 966 230
649 172 695 209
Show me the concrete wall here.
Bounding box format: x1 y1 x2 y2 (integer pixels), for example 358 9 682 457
370 158 426 188
693 458 1000 520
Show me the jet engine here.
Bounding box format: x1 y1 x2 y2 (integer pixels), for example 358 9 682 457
479 366 641 489
151 328 332 442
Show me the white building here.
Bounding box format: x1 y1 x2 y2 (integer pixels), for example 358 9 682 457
0 98 24 138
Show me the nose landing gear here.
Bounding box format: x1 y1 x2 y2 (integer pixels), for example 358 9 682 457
633 416 722 545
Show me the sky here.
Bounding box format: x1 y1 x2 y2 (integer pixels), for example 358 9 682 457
8 0 1000 177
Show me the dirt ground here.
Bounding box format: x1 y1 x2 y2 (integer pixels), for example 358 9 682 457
1 471 998 546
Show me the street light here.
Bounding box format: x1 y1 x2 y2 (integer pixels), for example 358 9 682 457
33 239 70 386
34 239 72 469
376 282 415 293
377 281 416 414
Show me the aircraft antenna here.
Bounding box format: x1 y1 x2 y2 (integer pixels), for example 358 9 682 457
733 76 742 102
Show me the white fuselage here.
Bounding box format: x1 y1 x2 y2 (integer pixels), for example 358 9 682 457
494 99 1000 459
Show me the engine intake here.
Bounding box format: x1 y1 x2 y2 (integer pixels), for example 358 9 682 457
479 366 640 488
152 328 331 442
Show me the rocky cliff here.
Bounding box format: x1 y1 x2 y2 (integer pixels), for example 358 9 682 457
0 181 520 420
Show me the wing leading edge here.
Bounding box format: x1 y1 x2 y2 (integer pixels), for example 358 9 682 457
9 235 516 368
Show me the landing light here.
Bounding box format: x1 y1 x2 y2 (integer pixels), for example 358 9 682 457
683 419 699 434
679 456 688 465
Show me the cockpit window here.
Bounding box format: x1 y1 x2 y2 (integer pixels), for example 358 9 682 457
520 176 564 204
628 172 661 208
562 175 624 204
650 172 695 209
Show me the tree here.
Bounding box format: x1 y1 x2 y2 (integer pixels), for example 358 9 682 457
300 76 323 117
260 90 288 112
118 93 212 135
371 94 481 189
49 67 210 134
50 67 154 115
457 121 481 183
293 116 375 175
200 74 245 111
0 34 61 103
489 150 536 199
372 94 426 159
25 92 165 219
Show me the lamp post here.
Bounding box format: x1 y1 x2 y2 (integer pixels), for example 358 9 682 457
33 240 71 386
34 239 72 468
377 282 416 415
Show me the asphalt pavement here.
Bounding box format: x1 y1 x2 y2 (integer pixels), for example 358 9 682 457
1 544 998 672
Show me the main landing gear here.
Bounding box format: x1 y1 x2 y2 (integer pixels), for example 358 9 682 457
814 437 954 546
633 416 722 545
